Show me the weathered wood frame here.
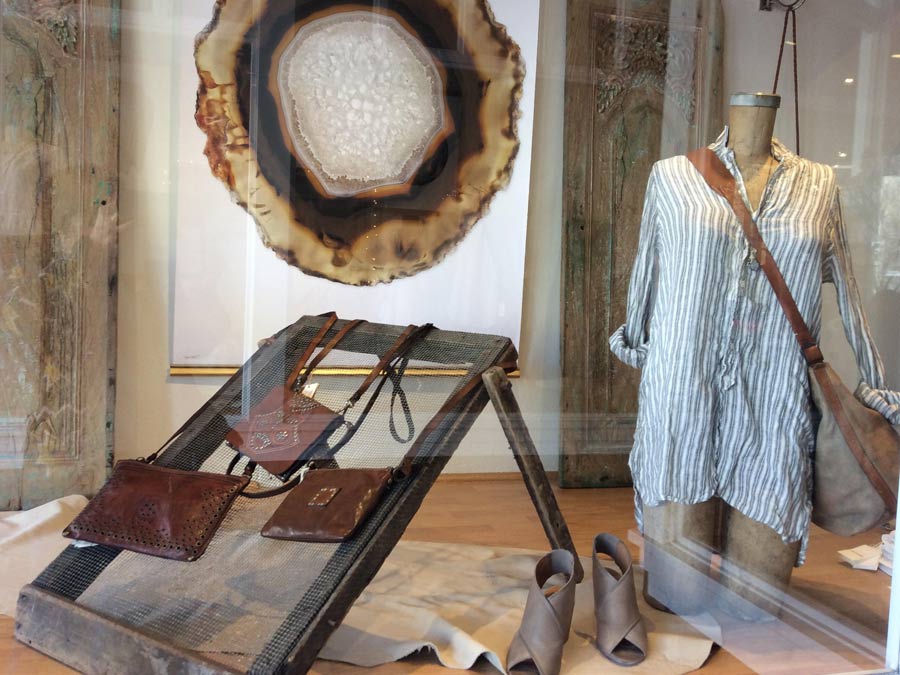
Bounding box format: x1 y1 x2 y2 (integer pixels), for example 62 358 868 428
482 367 584 582
16 320 576 674
560 0 724 487
0 0 120 509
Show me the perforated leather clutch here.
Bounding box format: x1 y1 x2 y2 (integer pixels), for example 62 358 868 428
63 460 250 562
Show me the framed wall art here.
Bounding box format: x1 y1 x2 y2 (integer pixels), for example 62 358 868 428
171 0 539 369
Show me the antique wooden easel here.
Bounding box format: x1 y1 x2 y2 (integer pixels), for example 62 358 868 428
16 317 580 674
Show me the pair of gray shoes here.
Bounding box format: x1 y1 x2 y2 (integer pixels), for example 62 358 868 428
507 534 648 674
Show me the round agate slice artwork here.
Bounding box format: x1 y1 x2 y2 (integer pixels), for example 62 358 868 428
279 12 446 198
195 0 524 285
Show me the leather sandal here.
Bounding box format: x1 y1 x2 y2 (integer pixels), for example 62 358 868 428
507 549 576 675
592 534 648 667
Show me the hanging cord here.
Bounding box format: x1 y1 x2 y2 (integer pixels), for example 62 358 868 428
772 7 800 154
387 356 415 443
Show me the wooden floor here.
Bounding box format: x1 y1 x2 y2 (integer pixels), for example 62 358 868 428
1 475 892 674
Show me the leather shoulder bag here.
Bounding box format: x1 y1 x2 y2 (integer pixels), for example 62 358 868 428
63 316 430 560
687 147 900 536
63 460 252 561
226 318 430 480
260 357 518 543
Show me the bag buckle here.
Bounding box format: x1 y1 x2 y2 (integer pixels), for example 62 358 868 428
297 462 316 484
746 247 761 271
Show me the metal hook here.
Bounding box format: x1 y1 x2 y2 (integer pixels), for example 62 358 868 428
760 0 807 10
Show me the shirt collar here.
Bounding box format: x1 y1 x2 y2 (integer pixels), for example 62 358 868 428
710 125 796 167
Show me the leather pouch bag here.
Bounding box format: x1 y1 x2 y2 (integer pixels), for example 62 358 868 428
63 460 250 561
687 147 900 536
809 363 900 535
260 467 394 542
226 387 344 478
226 314 356 479
227 318 431 480
259 358 519 543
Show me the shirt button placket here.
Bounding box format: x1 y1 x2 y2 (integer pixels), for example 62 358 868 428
720 248 747 392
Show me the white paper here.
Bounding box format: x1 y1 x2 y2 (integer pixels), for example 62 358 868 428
838 544 882 571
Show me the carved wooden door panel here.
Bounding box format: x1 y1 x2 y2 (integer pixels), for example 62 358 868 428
0 1 119 508
561 0 723 487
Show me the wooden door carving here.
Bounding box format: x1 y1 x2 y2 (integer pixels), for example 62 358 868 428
0 0 120 508
561 0 723 487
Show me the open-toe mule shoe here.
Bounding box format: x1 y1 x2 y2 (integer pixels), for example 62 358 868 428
507 548 576 675
592 533 648 666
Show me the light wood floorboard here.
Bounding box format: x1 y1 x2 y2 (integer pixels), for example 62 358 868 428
0 476 891 674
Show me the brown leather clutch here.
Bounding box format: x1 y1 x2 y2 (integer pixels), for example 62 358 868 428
260 467 394 542
62 460 250 562
258 349 520 543
226 319 432 480
225 315 354 479
225 388 344 477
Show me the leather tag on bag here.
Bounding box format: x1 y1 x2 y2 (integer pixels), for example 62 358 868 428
260 468 393 542
63 460 250 562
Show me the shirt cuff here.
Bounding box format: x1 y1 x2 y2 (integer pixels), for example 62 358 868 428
855 382 900 426
609 324 649 369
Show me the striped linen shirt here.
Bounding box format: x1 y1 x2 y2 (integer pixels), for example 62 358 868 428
609 128 900 562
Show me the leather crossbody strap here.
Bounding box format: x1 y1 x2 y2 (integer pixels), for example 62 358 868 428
344 324 430 410
395 358 519 477
686 148 823 364
290 318 424 410
286 312 340 388
686 147 896 511
317 324 435 454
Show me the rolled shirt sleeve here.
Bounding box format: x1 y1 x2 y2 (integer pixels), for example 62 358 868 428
609 165 659 369
855 383 900 426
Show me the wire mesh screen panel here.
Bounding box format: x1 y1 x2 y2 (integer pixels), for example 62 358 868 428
28 317 516 674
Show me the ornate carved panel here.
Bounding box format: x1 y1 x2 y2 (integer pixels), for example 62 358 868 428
561 0 723 487
0 0 119 508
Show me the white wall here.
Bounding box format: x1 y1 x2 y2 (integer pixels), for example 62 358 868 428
115 0 568 471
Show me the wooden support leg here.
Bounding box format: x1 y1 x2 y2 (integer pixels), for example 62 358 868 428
482 367 585 582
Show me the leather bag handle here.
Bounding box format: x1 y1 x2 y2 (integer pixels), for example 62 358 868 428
342 324 431 411
394 357 519 478
285 312 339 389
686 147 896 512
308 324 435 457
291 318 365 391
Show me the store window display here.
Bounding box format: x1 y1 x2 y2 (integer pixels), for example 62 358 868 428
4 0 900 673
611 91 900 619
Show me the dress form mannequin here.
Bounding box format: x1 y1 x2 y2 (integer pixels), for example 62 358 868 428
727 93 781 212
642 93 801 621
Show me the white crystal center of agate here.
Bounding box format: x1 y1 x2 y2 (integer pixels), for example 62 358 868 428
278 12 444 197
